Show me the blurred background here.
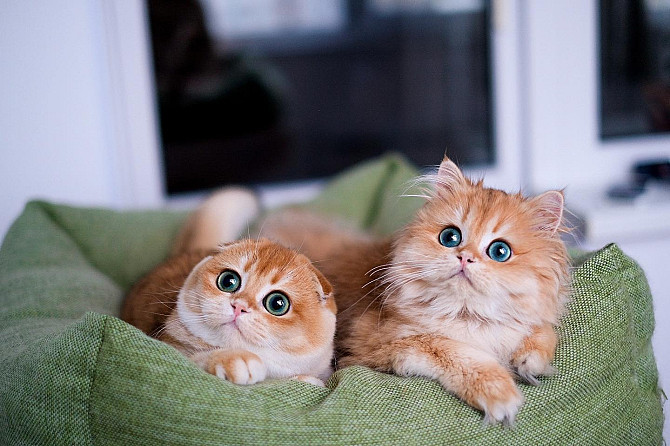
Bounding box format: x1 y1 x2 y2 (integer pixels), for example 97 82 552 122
1 0 669 434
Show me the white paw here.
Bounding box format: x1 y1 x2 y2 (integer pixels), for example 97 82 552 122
213 353 267 385
479 389 524 426
291 375 326 387
514 350 556 386
473 372 524 426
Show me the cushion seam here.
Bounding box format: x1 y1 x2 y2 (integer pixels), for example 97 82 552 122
571 243 617 285
86 314 108 446
617 252 660 400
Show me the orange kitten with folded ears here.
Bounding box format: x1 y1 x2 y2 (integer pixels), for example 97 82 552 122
262 157 570 424
122 190 337 386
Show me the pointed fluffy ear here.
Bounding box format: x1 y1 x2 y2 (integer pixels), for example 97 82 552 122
216 240 239 250
435 157 468 193
529 190 564 233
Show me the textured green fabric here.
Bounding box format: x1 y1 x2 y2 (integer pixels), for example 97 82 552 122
0 155 664 445
303 153 425 235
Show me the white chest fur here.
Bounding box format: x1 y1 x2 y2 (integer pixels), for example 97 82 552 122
392 285 532 362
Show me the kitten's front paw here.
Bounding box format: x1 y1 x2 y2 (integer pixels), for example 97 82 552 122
206 349 267 385
471 367 524 426
512 349 556 386
511 324 558 385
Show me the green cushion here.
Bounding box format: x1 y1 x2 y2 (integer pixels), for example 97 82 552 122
0 155 664 445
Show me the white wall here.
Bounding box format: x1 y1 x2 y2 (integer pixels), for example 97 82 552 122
0 1 115 237
0 0 163 241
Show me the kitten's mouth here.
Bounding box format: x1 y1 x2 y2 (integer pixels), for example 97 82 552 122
225 318 242 331
209 315 241 332
450 269 473 285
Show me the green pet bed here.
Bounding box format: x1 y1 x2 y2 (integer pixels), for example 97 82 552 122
0 155 664 445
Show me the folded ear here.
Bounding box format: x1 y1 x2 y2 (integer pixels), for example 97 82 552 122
179 255 213 298
435 157 468 194
529 190 564 233
309 265 337 313
311 266 333 301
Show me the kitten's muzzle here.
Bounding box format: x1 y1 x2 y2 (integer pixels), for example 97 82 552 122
231 302 249 319
457 253 476 269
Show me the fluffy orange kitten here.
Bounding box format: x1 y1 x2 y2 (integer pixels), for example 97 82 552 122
122 191 337 386
262 157 570 423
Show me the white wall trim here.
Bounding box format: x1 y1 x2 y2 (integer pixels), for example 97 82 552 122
465 0 525 193
101 0 164 208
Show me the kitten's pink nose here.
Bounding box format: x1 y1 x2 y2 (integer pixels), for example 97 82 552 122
231 302 248 318
457 253 475 268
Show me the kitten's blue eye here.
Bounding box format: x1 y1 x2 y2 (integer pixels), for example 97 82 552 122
216 270 241 292
487 240 512 262
263 292 290 316
439 226 462 248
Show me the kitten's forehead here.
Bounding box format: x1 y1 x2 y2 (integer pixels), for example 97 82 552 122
243 255 302 287
214 239 312 293
431 190 510 223
424 188 528 241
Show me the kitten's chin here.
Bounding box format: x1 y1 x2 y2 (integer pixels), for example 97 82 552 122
204 325 258 352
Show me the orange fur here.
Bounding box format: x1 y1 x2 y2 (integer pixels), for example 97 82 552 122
263 157 571 423
510 323 558 385
123 194 337 385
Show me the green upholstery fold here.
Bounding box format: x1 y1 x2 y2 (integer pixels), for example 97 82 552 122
303 153 425 235
0 155 664 445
